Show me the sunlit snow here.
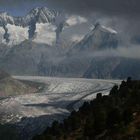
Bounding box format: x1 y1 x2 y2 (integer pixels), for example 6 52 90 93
33 23 57 46
6 24 28 45
102 25 117 34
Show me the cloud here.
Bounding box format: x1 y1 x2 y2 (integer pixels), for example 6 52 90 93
66 16 88 26
86 45 140 59
117 46 140 59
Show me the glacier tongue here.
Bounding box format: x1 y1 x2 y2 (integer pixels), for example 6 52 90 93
0 76 121 140
0 7 59 26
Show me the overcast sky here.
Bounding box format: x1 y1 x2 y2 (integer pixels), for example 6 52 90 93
0 0 139 17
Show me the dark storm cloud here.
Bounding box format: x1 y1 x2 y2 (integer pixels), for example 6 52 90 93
0 0 47 16
0 0 140 16
38 0 140 17
46 0 140 16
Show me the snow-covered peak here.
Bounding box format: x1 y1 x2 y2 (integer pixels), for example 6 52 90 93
25 7 59 24
0 12 9 17
101 25 117 34
0 8 118 48
93 23 117 34
72 23 118 51
0 7 59 27
0 12 14 25
0 7 59 46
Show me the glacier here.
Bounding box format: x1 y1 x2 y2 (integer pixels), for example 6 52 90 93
0 76 121 140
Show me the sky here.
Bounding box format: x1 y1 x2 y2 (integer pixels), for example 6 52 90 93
0 0 139 17
0 0 47 16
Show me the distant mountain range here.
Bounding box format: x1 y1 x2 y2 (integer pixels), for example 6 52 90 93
0 7 139 79
0 7 92 46
0 7 59 45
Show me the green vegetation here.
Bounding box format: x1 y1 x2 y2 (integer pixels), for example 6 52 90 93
0 124 19 140
33 77 140 140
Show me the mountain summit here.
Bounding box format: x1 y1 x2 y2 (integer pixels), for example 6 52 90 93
0 7 118 48
0 7 59 45
72 23 118 52
0 7 59 26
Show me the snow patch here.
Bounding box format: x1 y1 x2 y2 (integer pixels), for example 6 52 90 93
33 23 56 46
102 25 117 34
5 24 28 45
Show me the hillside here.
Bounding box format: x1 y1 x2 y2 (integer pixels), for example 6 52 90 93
33 77 140 140
0 40 140 79
0 70 45 97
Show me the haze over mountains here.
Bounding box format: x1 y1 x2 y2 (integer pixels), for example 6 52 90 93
0 7 91 46
0 3 140 140
0 7 139 79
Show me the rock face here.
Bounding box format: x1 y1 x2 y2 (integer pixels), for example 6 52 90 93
0 7 92 47
0 7 59 46
0 40 50 75
70 23 118 53
0 7 58 26
83 57 140 79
